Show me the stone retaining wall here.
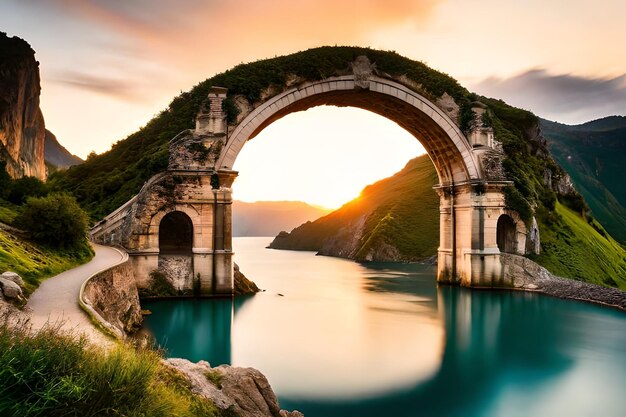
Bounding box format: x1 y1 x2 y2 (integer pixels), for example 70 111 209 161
79 249 142 339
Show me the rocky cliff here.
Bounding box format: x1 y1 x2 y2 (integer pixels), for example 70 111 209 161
0 32 46 180
166 358 303 417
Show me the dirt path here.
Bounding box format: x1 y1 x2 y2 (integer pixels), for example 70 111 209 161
25 244 124 347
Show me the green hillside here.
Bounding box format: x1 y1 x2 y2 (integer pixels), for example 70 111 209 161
532 202 626 290
0 200 91 296
541 116 626 242
47 46 626 287
269 154 439 261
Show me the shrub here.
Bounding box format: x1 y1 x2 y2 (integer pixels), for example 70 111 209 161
6 176 48 204
139 270 177 297
16 192 89 249
504 185 532 225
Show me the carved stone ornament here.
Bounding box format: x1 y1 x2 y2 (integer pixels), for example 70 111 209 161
351 55 376 89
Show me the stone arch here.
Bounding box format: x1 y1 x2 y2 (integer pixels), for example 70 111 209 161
159 211 193 254
217 75 482 185
148 205 200 250
157 210 195 293
497 214 516 254
496 211 527 255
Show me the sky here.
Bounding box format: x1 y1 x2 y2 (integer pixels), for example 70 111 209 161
1 0 625 208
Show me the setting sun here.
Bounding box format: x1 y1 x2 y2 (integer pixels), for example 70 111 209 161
232 106 425 209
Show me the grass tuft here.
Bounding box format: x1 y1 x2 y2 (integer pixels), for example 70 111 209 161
0 313 225 416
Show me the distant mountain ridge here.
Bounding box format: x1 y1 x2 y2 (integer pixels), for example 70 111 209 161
269 154 439 262
233 200 330 237
44 130 83 170
540 115 626 242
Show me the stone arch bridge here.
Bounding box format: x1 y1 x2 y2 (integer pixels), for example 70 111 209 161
91 55 536 296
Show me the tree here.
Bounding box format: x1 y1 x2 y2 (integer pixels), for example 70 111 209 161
6 176 48 204
16 193 89 249
0 161 11 200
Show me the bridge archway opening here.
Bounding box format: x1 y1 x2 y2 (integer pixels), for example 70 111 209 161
159 211 193 254
218 76 481 186
232 105 425 209
496 214 517 254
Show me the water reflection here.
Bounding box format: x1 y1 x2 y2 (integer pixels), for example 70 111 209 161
142 296 252 364
143 238 626 417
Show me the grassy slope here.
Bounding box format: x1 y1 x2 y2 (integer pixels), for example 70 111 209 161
541 117 626 242
0 319 223 416
0 200 92 296
532 202 626 290
270 154 439 260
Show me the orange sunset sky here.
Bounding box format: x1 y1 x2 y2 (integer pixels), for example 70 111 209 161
2 0 625 208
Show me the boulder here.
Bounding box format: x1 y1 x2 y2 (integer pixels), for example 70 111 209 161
165 358 303 417
234 263 260 295
1 271 25 288
0 277 24 301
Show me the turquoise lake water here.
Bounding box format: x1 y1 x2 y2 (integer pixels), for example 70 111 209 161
142 237 626 417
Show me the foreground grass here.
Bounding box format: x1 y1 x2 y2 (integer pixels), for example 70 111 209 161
532 202 626 290
0 317 223 417
0 229 93 296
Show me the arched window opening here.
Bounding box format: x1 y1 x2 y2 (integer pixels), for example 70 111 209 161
159 211 193 254
497 215 517 254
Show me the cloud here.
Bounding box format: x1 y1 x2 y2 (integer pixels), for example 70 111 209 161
50 71 148 101
35 0 442 66
472 69 626 124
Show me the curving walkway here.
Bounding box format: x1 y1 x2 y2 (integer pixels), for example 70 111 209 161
25 244 124 347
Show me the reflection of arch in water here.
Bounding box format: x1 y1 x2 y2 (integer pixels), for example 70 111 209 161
143 295 253 366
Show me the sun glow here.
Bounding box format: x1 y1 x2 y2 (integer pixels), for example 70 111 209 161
232 106 426 209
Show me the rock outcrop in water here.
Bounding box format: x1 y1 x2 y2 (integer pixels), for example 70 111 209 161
234 262 261 295
0 32 46 180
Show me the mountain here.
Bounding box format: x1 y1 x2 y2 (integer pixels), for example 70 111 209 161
269 155 439 262
44 130 83 170
540 116 626 242
0 32 46 180
48 46 626 287
233 200 330 237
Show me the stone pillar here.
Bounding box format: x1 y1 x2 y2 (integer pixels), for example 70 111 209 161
435 185 456 284
459 182 511 287
436 181 512 288
198 169 238 296
196 86 228 136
